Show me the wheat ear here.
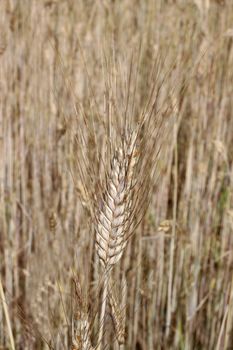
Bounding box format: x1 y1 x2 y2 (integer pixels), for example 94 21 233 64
95 130 138 268
96 130 138 349
108 276 127 345
72 280 93 350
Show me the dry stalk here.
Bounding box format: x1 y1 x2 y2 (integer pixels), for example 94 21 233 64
0 277 15 350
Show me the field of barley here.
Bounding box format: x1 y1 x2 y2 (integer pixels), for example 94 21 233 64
1 1 233 349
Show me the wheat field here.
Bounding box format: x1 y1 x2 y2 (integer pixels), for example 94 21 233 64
0 1 233 349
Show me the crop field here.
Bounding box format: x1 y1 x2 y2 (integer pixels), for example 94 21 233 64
0 1 233 349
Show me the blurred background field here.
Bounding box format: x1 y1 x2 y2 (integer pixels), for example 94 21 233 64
0 0 233 349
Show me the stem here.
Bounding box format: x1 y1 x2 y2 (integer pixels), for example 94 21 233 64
166 121 178 338
97 270 109 350
0 277 15 350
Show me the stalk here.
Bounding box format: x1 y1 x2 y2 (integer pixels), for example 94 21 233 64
97 271 109 350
